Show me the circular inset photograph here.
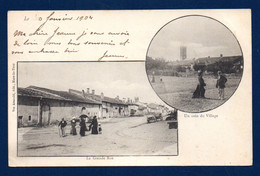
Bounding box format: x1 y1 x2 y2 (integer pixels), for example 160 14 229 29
146 15 243 113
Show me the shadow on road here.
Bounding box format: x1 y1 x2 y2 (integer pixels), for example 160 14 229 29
27 144 66 150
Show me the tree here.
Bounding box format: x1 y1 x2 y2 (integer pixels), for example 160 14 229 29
146 56 168 72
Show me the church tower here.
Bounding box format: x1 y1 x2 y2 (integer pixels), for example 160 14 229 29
180 46 187 60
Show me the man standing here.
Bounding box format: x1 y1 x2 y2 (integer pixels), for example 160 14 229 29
216 71 227 100
58 118 67 137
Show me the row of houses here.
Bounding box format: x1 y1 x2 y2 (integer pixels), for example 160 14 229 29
17 86 168 127
128 97 168 116
167 54 243 74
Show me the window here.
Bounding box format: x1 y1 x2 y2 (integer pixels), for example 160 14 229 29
28 116 32 121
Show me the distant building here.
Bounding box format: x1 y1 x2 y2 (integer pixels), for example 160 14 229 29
147 103 162 114
180 46 187 60
168 54 243 74
127 97 149 116
69 88 129 118
194 54 243 73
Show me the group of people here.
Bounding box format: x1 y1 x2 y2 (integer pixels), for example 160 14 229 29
192 70 227 100
58 116 102 137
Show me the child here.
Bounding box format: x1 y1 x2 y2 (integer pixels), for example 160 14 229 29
98 123 102 134
70 117 77 135
216 71 227 100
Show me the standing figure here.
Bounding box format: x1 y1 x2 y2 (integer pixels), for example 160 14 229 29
58 118 67 137
98 123 102 134
89 116 98 134
192 70 206 98
216 71 227 100
198 71 206 98
151 71 155 83
70 117 77 135
79 117 86 136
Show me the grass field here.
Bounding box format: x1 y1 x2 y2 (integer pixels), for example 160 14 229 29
149 75 241 112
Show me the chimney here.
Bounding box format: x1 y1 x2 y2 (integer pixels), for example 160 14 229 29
82 90 86 97
220 54 223 58
87 88 90 94
101 92 104 99
92 89 95 95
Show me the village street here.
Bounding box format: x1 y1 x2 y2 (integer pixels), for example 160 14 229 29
18 116 178 156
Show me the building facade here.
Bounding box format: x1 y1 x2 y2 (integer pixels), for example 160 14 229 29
18 86 101 127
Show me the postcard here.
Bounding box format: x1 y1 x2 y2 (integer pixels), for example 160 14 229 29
8 10 252 166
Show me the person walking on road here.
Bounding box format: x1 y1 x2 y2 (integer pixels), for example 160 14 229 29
79 117 86 136
58 118 67 137
89 116 98 134
70 117 77 135
216 71 227 100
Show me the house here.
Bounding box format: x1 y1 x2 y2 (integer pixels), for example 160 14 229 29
147 103 168 115
85 89 129 118
127 97 149 116
128 103 140 116
167 55 243 74
193 55 243 73
68 88 129 118
17 86 101 127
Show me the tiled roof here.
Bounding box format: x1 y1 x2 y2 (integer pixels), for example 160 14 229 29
87 94 126 105
18 87 67 100
19 86 101 104
103 96 126 105
195 56 242 65
19 86 128 105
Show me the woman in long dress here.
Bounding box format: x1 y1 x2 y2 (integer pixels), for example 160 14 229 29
89 116 98 134
192 70 206 98
79 117 86 136
70 117 77 135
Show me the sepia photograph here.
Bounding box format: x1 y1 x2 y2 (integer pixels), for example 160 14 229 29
8 10 252 166
17 62 178 156
146 15 243 112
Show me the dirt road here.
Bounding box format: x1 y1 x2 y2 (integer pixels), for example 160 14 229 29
18 116 178 156
150 75 240 112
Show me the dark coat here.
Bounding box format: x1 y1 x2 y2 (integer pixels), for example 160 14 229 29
89 118 98 134
58 120 67 128
79 118 86 136
216 75 227 89
198 75 206 87
192 75 206 98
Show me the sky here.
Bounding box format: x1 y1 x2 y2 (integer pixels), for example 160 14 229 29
147 16 242 61
18 62 165 105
